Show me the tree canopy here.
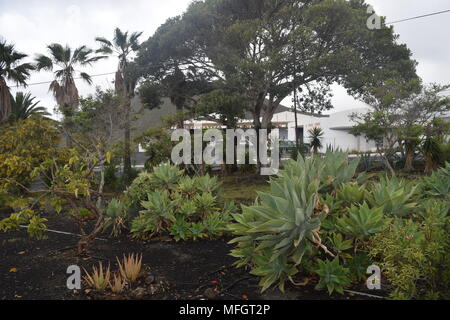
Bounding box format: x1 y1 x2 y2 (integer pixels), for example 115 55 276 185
137 0 418 132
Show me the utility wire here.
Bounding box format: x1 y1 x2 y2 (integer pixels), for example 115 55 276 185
386 9 450 25
8 8 450 89
10 72 116 88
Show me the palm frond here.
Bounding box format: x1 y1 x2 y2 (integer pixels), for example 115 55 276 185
47 43 66 63
114 28 128 49
95 37 113 48
79 72 93 85
35 55 53 71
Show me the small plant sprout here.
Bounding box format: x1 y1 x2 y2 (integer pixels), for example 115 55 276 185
83 262 111 291
117 253 143 283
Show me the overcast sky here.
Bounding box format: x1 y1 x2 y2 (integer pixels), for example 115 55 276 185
1 0 449 118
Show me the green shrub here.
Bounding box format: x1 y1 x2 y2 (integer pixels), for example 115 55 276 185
369 214 449 299
128 163 235 241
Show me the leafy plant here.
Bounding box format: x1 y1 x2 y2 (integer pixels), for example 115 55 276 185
104 198 128 237
421 162 450 200
336 203 384 240
117 254 143 283
84 262 111 291
138 190 175 235
367 176 417 217
229 152 358 292
345 254 372 282
336 183 366 206
148 163 184 190
189 223 207 241
313 258 351 295
369 216 449 299
169 218 191 242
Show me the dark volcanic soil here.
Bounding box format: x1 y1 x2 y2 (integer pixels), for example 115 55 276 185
0 215 381 300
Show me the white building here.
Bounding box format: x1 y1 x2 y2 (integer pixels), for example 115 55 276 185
181 107 377 154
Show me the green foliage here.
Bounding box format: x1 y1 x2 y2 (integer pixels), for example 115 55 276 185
336 182 366 207
128 163 235 241
135 128 173 169
148 163 184 190
138 190 175 236
345 254 373 282
313 258 351 295
421 162 450 200
0 118 60 191
336 203 384 240
104 198 129 236
369 214 450 299
228 152 358 292
366 176 417 217
0 209 47 239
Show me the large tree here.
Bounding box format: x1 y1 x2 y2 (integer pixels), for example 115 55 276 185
96 28 143 183
0 41 34 124
138 0 418 168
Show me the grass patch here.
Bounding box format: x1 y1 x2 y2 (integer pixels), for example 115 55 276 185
221 175 271 206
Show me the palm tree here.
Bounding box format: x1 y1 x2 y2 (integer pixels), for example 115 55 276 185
95 28 143 182
9 92 51 122
308 127 324 155
0 41 34 123
35 44 105 115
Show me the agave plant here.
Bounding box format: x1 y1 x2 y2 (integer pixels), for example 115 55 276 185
336 182 366 207
229 154 342 292
83 262 111 291
336 202 384 240
421 162 450 200
138 190 175 235
117 253 143 283
367 176 417 217
149 163 184 190
313 258 351 295
104 198 128 237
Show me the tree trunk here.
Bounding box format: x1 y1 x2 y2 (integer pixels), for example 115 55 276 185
424 156 434 174
123 102 132 184
404 151 414 171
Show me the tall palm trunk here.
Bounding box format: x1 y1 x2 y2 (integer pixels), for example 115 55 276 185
0 77 12 123
123 101 132 182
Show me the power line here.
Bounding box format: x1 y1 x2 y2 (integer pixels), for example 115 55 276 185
10 72 116 88
386 9 450 25
8 8 450 89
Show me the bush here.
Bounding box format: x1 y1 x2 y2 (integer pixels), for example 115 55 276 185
0 118 59 192
369 211 449 299
128 163 235 241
